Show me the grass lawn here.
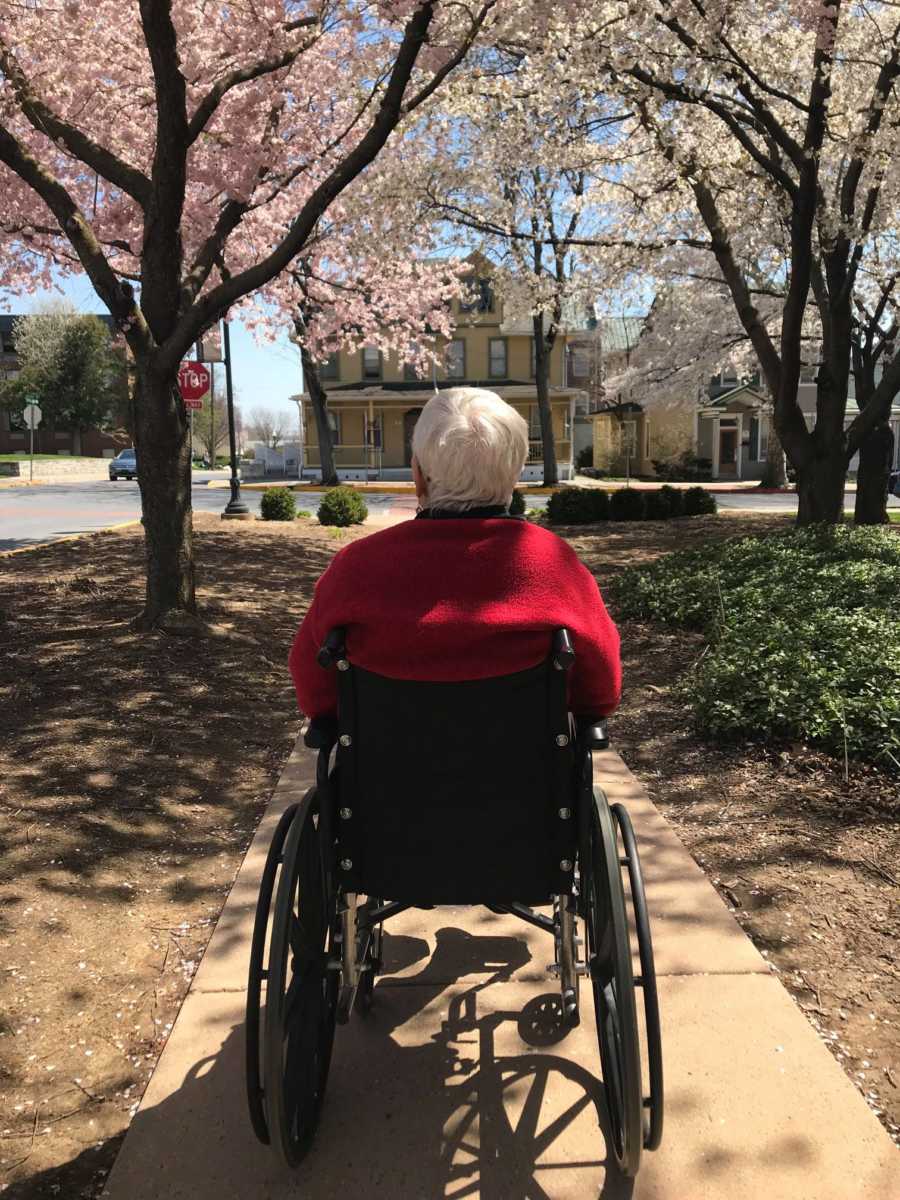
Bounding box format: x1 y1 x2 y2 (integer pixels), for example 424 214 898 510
0 510 895 1198
0 453 101 461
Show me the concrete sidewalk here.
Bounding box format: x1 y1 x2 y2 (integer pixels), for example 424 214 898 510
103 743 898 1200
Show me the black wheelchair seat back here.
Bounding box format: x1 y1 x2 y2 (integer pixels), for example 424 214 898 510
330 650 578 905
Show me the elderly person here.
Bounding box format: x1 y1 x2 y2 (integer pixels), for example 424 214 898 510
289 387 620 718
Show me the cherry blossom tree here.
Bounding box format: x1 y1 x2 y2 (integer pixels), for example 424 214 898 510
417 49 623 484
254 182 462 485
576 0 900 524
0 0 500 629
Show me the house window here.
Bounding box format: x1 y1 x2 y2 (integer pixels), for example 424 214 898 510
489 338 507 379
563 406 572 440
327 409 341 444
528 406 542 440
403 344 421 382
362 346 381 380
567 346 590 385
758 417 769 462
446 339 465 379
622 419 637 458
319 352 339 381
644 418 650 458
460 277 494 314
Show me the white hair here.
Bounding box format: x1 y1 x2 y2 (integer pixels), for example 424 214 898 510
411 387 529 511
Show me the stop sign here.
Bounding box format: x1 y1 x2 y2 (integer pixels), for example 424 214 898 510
178 361 211 402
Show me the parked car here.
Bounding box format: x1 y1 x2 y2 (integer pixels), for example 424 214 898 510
109 448 138 481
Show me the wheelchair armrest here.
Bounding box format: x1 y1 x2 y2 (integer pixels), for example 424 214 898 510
304 716 339 750
576 716 610 750
317 627 347 669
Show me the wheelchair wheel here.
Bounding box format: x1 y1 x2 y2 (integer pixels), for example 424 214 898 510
257 788 339 1167
612 803 664 1152
582 786 643 1177
246 802 299 1145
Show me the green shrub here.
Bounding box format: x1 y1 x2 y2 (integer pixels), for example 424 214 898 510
508 488 526 516
608 488 646 521
546 487 609 525
612 526 900 769
660 484 684 517
295 509 312 519
682 486 717 516
576 445 594 471
652 451 713 481
317 485 368 527
260 486 297 521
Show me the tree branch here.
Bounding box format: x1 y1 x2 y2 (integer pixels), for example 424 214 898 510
0 41 151 205
0 124 151 355
156 0 439 371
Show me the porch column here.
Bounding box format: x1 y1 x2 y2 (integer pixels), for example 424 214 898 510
711 417 720 479
368 396 375 475
736 413 743 480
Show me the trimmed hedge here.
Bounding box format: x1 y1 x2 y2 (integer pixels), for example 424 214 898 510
317 485 368 527
609 487 646 521
544 484 717 525
683 485 718 516
612 526 900 769
260 486 297 521
546 487 609 524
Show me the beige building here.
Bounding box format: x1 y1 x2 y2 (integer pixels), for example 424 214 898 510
295 262 588 482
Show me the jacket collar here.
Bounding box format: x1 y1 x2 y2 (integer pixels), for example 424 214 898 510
416 504 515 520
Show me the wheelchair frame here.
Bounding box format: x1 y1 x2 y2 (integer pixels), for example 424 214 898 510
245 628 663 1178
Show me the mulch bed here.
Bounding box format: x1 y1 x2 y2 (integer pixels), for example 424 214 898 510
0 515 365 1198
0 511 895 1200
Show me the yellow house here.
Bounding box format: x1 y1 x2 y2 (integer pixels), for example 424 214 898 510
296 264 585 482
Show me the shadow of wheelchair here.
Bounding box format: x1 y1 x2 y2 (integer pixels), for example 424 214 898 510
336 926 633 1200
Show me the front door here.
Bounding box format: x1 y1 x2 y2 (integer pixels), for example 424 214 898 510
403 408 423 467
718 426 738 476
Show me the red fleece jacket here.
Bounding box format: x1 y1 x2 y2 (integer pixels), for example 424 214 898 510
289 517 621 719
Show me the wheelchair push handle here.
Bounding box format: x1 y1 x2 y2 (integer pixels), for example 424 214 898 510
317 627 347 669
577 716 610 750
552 627 576 671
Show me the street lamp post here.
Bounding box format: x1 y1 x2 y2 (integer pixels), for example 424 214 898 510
221 318 252 521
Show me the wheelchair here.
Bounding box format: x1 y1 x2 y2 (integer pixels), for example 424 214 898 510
245 627 663 1178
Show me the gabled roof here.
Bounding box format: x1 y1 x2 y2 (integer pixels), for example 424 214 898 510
704 382 768 409
599 315 646 354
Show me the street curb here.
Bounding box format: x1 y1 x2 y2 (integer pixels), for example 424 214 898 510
207 480 802 497
0 520 141 557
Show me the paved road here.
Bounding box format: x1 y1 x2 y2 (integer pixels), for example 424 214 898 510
2 479 897 552
0 477 411 552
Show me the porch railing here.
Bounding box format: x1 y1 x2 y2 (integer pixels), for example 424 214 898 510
527 439 572 464
302 444 383 471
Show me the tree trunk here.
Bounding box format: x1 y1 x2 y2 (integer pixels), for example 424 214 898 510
854 422 894 525
795 448 846 525
132 360 196 629
300 344 338 486
533 317 558 487
760 420 787 487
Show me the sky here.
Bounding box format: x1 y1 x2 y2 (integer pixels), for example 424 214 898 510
0 272 304 427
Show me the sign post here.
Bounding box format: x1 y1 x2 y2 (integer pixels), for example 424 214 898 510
22 401 42 482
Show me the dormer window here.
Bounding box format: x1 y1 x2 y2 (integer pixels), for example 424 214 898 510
459 277 494 315
319 352 339 381
362 346 381 380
